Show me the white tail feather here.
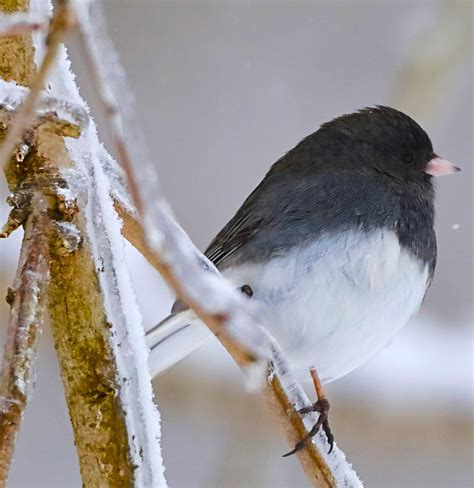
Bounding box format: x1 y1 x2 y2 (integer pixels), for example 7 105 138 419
146 309 211 377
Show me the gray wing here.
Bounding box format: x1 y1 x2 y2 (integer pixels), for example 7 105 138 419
204 193 264 267
204 168 402 270
204 142 319 267
176 141 403 307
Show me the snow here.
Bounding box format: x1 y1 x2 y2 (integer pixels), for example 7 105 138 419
0 79 89 130
55 221 81 253
0 79 28 109
97 144 133 214
27 1 167 486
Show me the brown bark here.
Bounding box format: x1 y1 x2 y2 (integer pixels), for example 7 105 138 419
0 0 35 86
0 195 50 485
0 2 138 485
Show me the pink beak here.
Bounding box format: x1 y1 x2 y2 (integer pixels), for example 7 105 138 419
425 156 461 177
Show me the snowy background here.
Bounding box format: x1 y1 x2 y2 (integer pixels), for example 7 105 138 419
0 1 472 487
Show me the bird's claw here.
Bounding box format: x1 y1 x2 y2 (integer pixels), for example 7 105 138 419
297 397 330 416
283 398 334 457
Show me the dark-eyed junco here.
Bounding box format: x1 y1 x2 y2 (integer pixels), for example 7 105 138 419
146 106 459 453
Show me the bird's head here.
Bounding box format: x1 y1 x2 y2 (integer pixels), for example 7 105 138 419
317 105 460 181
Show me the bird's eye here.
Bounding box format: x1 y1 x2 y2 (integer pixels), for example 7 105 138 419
402 151 414 164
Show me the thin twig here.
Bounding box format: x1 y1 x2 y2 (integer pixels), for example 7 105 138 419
0 11 46 36
0 195 51 485
0 0 74 173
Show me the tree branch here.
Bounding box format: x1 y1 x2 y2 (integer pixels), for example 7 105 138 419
0 0 73 174
0 195 50 485
0 1 166 485
0 11 46 36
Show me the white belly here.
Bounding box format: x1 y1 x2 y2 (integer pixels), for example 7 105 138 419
222 229 429 383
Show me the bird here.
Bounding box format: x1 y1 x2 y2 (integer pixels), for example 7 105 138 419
145 105 459 454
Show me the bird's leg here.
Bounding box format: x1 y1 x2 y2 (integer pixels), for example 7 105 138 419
283 368 334 457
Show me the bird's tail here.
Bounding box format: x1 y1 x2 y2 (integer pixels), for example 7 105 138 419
145 309 211 378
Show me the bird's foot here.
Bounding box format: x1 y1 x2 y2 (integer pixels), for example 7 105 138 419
283 397 334 457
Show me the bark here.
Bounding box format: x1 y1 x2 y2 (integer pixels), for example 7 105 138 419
0 2 139 485
0 195 50 485
0 0 35 86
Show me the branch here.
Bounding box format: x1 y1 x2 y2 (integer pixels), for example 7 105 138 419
0 0 74 173
0 1 35 87
0 195 50 484
0 11 46 36
0 0 166 485
0 79 89 130
72 1 361 485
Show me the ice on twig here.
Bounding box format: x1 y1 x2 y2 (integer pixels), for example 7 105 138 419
97 144 133 215
0 79 89 129
0 79 29 110
56 221 81 254
0 11 46 36
39 95 89 130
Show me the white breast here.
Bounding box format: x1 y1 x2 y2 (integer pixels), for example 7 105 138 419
222 230 429 383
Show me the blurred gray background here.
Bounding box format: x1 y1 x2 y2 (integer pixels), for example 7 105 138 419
0 1 472 487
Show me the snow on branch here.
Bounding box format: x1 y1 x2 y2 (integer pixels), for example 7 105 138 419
0 0 74 174
264 330 363 487
0 79 89 129
0 11 46 36
73 1 362 485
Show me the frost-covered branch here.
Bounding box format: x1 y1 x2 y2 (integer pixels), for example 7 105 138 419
0 0 74 173
0 11 46 36
0 0 166 485
0 79 89 130
71 2 362 484
264 330 362 487
0 196 50 484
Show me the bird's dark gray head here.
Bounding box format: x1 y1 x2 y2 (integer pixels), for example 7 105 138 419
301 106 458 181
